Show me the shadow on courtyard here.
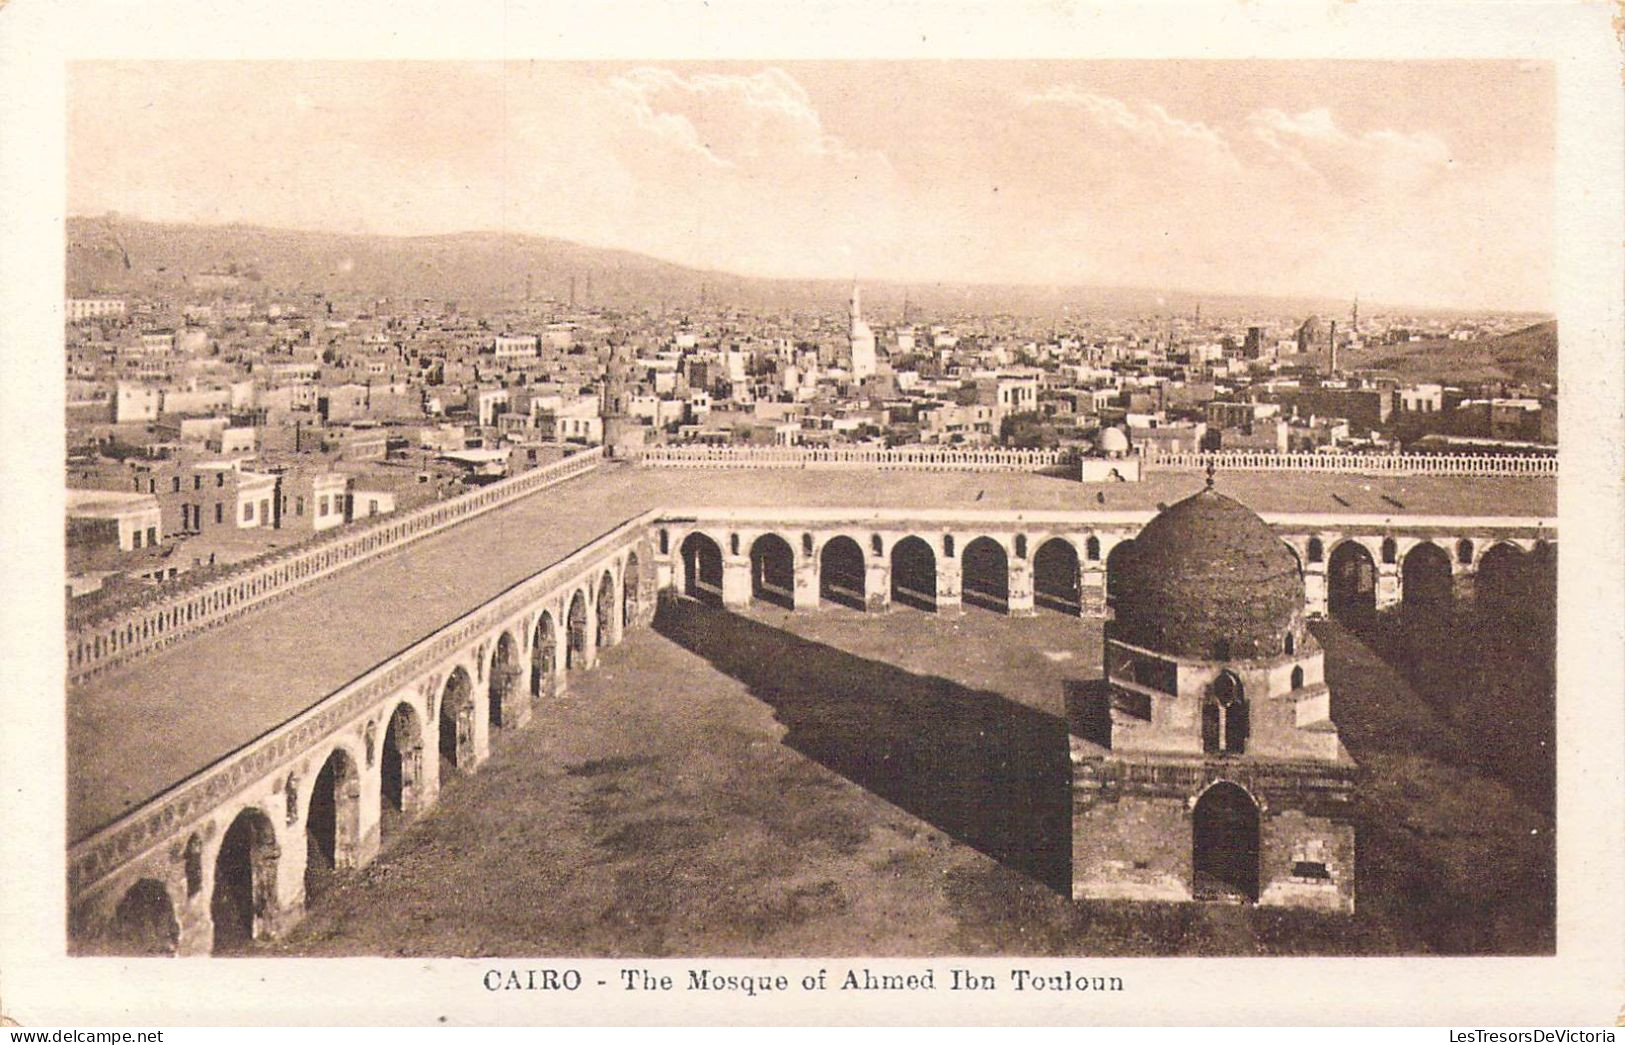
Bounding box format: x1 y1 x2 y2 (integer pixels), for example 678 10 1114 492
653 597 1073 893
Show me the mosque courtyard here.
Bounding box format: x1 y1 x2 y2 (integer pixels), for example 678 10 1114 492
271 598 1553 958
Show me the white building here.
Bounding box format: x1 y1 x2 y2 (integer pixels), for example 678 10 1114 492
66 298 127 323
493 334 539 360
849 284 877 380
66 489 162 550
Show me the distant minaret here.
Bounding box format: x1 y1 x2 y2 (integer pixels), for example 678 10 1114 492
849 282 876 380
601 340 644 459
1329 320 1339 376
1351 296 1359 336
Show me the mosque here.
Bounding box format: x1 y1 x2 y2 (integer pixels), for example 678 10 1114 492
1070 476 1359 912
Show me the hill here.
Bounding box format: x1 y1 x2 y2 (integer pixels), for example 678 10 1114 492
70 215 1475 322
1342 321 1557 390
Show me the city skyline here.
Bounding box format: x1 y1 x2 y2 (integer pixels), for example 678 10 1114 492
69 61 1554 313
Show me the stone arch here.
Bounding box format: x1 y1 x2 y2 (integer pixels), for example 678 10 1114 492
679 532 723 604
1201 671 1248 755
531 612 558 699
380 701 424 839
108 878 179 955
818 535 866 610
1032 537 1081 615
210 805 280 953
1328 539 1376 624
1477 541 1528 608
304 744 362 901
890 535 937 611
566 589 590 670
488 630 522 730
438 666 476 774
596 569 617 648
1193 781 1260 902
749 533 796 610
622 552 641 629
1282 540 1303 580
961 536 1009 613
1402 541 1453 609
1105 538 1136 610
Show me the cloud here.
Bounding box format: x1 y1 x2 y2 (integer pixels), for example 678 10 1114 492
1023 85 1238 168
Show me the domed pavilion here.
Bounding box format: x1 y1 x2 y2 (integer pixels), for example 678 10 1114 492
1071 480 1359 912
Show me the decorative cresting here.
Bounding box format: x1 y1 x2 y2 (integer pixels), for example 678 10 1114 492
1111 488 1305 659
68 449 605 684
67 505 659 901
1146 450 1556 477
639 445 1067 471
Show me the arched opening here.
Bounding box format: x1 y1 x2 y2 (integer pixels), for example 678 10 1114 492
622 553 641 629
1105 539 1136 610
1284 631 1296 655
1192 782 1260 902
488 631 521 730
210 807 279 953
1328 540 1377 625
438 667 475 775
1402 542 1453 610
530 612 557 699
679 533 723 605
1290 666 1305 690
1456 538 1475 565
818 536 866 610
890 536 937 612
961 537 1009 613
596 570 617 648
1307 537 1324 564
1033 538 1081 615
1085 535 1101 562
1381 537 1398 565
566 590 589 670
109 878 178 955
1477 542 1528 609
749 533 796 610
304 747 361 901
1201 671 1248 755
380 702 423 840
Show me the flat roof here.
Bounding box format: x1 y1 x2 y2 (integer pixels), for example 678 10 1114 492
66 463 1556 841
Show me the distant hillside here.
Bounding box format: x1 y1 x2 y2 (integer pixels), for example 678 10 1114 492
1344 321 1557 390
66 215 1535 324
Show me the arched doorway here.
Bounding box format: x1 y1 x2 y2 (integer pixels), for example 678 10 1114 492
1105 539 1135 610
680 533 723 604
1033 538 1081 615
109 878 178 955
961 537 1009 613
1192 782 1260 902
1201 672 1248 755
749 534 795 610
819 536 866 609
622 553 641 629
1402 542 1453 610
890 536 936 611
566 590 589 670
1477 542 1527 609
380 702 423 840
438 667 475 775
211 807 279 953
304 747 361 900
531 612 557 699
1328 540 1377 624
488 631 521 730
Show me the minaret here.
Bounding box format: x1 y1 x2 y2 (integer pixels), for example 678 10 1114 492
1351 296 1359 336
849 281 876 380
601 340 644 458
1328 320 1339 376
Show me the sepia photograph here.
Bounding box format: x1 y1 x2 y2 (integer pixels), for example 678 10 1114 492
3 0 1621 1028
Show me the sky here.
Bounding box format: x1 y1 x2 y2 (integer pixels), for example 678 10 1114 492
68 61 1555 311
